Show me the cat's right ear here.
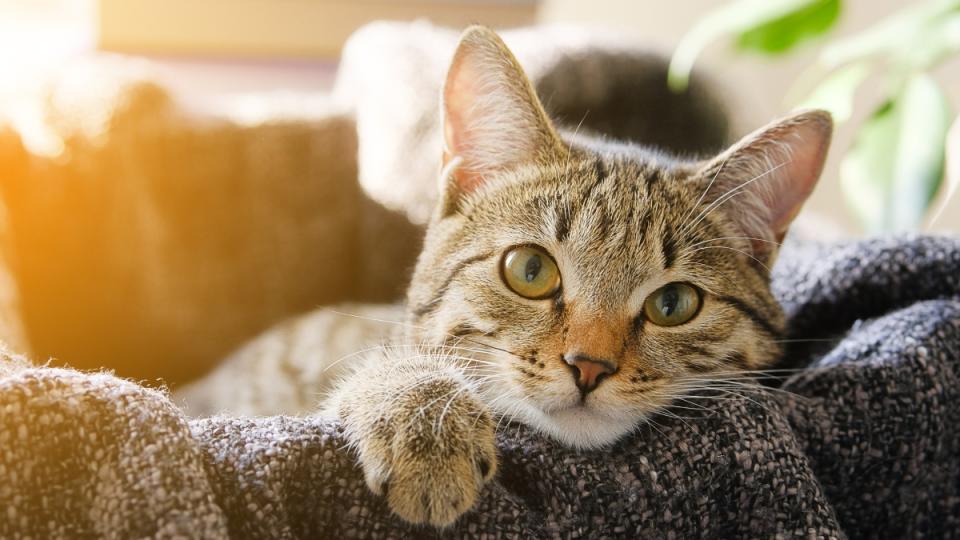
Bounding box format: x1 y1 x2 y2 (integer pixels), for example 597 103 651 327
439 26 566 216
695 110 833 265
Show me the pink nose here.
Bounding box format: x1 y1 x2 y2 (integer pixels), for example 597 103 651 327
563 354 617 395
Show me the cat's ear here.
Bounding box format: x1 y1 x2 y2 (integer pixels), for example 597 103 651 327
439 26 566 215
697 110 833 264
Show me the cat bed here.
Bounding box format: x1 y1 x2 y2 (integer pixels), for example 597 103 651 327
2 235 959 538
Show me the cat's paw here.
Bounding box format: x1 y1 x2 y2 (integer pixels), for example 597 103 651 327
352 377 497 527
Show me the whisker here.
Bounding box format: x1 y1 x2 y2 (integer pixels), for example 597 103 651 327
561 110 590 179
325 308 518 360
686 236 782 249
321 342 398 373
435 384 473 434
681 379 806 399
678 154 730 233
689 245 772 273
680 385 779 414
326 308 409 329
772 338 840 344
642 415 670 439
648 404 696 430
679 161 789 239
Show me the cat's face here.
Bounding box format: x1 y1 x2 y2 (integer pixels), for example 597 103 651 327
405 27 831 448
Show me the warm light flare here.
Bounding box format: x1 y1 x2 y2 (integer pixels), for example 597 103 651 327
0 0 93 156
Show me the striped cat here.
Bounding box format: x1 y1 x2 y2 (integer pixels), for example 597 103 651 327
323 26 833 527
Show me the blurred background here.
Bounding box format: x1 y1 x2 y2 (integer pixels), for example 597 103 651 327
4 0 956 231
0 0 956 385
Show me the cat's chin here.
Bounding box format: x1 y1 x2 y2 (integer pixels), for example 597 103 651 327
535 406 642 450
482 386 643 449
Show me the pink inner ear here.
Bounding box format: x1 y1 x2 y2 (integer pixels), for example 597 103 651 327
442 61 487 195
766 123 832 238
703 111 832 261
442 57 473 160
440 28 561 200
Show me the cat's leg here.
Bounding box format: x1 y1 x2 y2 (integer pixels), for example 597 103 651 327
325 348 497 527
175 303 403 416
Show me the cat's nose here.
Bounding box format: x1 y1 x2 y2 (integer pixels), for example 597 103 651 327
563 354 617 395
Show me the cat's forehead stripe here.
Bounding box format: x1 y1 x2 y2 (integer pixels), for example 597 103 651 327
592 157 607 184
553 158 608 242
411 251 496 319
661 232 676 270
553 200 571 242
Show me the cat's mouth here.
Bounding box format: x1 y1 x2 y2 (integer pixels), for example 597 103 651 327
537 403 641 449
539 392 624 424
483 380 639 448
542 399 596 414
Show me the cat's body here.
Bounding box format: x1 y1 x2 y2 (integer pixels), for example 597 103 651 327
182 27 832 528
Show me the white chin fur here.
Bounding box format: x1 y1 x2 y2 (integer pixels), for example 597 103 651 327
537 407 641 449
476 371 643 449
496 397 642 449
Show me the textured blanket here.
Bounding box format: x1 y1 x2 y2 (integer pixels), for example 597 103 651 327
2 234 958 538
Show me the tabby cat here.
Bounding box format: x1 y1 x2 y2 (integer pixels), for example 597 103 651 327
325 26 832 527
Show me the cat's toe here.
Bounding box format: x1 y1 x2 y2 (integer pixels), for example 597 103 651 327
346 375 498 527
384 450 497 527
385 416 497 526
477 457 491 479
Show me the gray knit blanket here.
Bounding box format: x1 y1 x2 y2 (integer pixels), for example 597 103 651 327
2 235 958 538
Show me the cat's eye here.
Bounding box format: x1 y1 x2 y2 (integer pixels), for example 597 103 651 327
501 245 561 299
643 282 701 326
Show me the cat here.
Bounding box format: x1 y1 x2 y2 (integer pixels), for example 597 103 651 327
322 25 833 527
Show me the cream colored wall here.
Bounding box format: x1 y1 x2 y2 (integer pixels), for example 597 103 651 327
540 0 960 234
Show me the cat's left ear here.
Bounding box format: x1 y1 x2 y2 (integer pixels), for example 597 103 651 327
697 109 833 264
439 26 567 216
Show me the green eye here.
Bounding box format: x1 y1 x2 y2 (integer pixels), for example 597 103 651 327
501 245 561 299
644 282 701 326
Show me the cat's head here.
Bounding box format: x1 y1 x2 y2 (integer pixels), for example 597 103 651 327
406 27 832 448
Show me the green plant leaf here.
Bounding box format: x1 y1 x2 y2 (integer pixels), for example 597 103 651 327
736 0 840 54
840 74 950 232
890 75 951 229
840 101 896 232
894 12 960 73
821 0 960 69
797 62 869 123
668 0 830 91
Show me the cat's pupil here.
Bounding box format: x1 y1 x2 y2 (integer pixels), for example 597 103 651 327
661 286 679 316
524 255 542 283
